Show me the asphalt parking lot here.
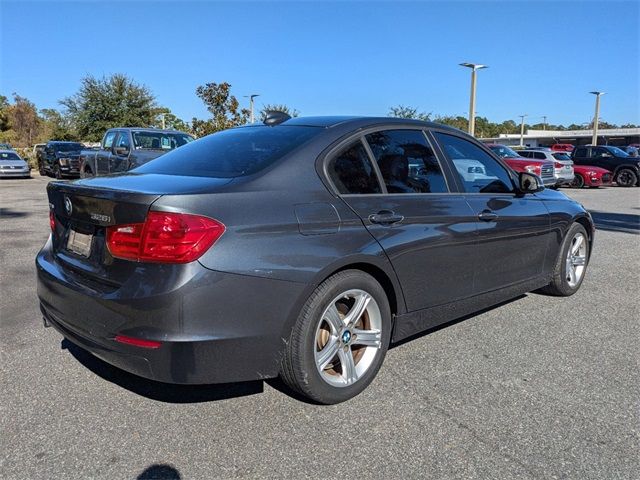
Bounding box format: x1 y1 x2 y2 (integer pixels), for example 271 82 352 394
1 174 639 480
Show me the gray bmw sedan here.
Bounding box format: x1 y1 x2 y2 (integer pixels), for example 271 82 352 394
36 115 594 404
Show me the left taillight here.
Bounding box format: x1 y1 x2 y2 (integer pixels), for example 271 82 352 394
106 211 225 264
554 162 563 169
49 210 56 231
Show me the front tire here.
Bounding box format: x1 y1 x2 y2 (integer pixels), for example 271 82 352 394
38 162 46 176
540 223 589 297
280 270 391 404
53 164 62 179
615 168 638 187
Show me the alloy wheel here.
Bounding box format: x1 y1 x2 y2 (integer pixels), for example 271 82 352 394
565 232 587 288
314 289 382 387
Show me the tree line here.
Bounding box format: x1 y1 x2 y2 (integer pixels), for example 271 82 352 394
0 74 636 148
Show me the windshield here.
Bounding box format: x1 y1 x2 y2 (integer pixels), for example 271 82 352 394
489 145 521 158
134 126 322 178
606 146 629 157
552 153 571 161
54 143 83 152
0 152 21 160
132 131 194 150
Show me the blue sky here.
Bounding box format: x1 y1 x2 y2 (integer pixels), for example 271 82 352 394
1 1 639 126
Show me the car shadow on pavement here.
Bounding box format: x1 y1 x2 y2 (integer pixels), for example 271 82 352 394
0 207 31 219
62 339 264 403
136 464 181 480
589 210 640 234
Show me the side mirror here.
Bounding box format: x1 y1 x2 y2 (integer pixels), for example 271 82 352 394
114 146 129 156
518 172 545 194
601 153 612 158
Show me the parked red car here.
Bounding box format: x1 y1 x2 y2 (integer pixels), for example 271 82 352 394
550 144 574 153
570 165 613 188
486 144 556 186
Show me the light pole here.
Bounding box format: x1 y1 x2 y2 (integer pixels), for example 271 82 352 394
244 94 260 123
589 91 605 146
518 114 528 146
460 63 487 136
541 115 547 131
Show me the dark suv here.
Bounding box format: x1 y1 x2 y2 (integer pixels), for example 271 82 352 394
571 146 640 187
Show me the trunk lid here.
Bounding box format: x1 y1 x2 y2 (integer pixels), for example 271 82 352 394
47 173 233 286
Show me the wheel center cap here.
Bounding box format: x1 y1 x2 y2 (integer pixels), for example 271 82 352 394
341 330 352 344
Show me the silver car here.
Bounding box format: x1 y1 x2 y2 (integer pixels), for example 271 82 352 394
520 149 574 184
0 150 31 178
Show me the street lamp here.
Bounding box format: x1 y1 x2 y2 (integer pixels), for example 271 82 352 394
541 115 547 131
589 91 605 146
460 63 487 136
518 114 528 146
244 94 260 123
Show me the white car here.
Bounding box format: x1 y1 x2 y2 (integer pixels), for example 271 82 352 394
0 150 31 178
519 149 574 184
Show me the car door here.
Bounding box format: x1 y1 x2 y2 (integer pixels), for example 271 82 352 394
325 128 478 312
432 131 551 294
97 131 117 175
110 131 131 173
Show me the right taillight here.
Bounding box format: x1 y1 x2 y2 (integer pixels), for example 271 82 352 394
49 211 56 231
554 162 563 168
106 211 225 264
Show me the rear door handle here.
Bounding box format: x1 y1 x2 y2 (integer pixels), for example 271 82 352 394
369 210 404 225
478 210 498 222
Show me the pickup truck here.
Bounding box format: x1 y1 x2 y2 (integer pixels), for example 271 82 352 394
79 128 194 177
38 141 85 178
571 145 640 187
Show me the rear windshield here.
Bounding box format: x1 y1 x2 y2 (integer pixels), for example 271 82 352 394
0 152 20 160
134 126 321 178
489 145 521 158
552 153 571 161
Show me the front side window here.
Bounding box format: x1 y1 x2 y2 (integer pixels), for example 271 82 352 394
364 129 448 193
434 132 514 194
116 132 130 149
103 132 116 149
327 141 381 194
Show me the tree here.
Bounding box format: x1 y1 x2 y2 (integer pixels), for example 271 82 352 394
153 107 189 132
388 105 431 121
193 82 249 135
61 74 158 141
40 108 76 141
1 94 41 147
433 115 468 132
259 104 299 121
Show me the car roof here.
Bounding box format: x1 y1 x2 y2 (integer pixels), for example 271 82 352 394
0 149 19 154
48 140 83 144
109 127 190 134
239 115 456 131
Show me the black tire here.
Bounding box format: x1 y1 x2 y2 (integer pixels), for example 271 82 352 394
570 174 585 188
80 167 93 179
280 270 392 404
53 164 62 179
615 168 638 188
539 223 590 297
38 162 46 176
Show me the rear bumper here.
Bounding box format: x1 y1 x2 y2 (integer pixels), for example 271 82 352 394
36 238 307 384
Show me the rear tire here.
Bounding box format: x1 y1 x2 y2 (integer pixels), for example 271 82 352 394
280 270 391 404
570 174 585 188
615 168 638 187
539 223 589 297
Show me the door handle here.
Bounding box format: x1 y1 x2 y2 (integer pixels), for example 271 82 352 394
369 210 404 225
478 210 498 221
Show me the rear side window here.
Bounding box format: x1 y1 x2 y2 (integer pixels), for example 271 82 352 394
434 132 514 194
327 141 381 194
534 152 546 159
519 151 532 158
574 147 587 157
135 126 321 178
364 129 448 193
